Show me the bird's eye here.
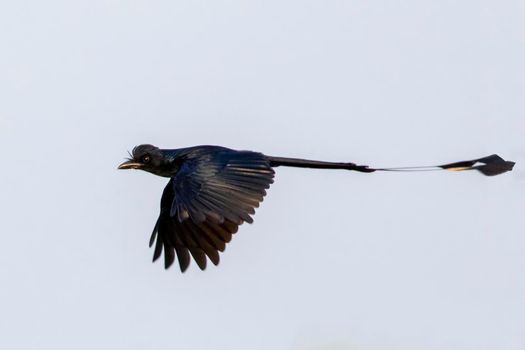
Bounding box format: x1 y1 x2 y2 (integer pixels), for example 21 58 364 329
142 155 151 163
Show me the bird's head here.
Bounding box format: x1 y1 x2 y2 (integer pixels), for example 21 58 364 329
118 144 172 177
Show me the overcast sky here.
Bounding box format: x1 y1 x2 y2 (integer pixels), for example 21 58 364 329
1 1 524 349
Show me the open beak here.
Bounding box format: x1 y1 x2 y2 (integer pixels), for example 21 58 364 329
117 160 143 170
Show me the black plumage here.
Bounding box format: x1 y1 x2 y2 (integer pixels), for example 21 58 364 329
118 144 514 272
120 145 274 272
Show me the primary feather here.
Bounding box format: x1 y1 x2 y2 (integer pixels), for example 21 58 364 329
148 146 274 271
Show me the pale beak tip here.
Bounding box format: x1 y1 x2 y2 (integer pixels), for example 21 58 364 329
117 161 142 170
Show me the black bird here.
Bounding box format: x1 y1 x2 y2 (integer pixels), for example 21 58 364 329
118 145 515 272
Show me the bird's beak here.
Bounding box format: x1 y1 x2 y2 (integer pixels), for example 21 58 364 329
117 160 143 170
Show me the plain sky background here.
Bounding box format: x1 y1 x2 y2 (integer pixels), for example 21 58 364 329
1 1 524 349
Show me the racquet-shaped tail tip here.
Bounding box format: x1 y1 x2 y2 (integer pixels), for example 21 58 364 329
441 154 515 176
476 160 515 176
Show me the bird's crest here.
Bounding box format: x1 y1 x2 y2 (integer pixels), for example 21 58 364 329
131 144 160 159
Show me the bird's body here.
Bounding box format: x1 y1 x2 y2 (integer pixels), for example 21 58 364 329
119 144 515 272
120 145 275 272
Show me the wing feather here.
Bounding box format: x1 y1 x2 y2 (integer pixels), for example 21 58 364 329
148 147 273 271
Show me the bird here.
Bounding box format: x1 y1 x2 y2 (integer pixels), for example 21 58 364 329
118 144 515 272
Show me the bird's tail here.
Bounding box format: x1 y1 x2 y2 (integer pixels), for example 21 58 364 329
266 154 515 176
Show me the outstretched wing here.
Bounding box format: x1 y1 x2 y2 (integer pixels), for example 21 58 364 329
150 148 274 272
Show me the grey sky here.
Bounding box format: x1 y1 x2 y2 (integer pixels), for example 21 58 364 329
1 1 524 349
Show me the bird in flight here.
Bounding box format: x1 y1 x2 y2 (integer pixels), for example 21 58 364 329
118 145 515 272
